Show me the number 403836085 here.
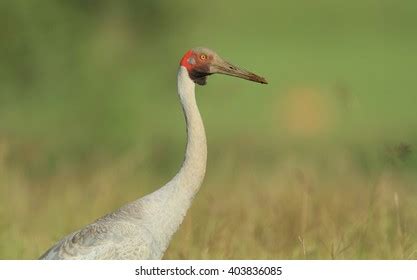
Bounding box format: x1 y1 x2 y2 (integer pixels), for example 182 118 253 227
227 266 283 276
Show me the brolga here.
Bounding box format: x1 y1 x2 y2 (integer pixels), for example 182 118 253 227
39 47 267 260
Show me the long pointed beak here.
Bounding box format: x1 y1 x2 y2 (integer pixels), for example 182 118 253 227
212 60 268 84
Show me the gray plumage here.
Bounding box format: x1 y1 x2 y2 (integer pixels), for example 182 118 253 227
40 67 205 260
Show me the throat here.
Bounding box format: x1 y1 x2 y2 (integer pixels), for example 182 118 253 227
189 67 211 86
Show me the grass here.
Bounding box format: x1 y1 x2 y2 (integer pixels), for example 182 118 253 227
1 139 416 259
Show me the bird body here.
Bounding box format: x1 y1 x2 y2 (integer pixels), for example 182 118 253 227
40 48 266 260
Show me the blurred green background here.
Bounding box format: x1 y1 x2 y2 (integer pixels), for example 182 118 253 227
0 0 416 259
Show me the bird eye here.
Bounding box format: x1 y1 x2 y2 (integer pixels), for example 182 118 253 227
200 54 207 60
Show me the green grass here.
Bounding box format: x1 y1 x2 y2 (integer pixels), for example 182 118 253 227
1 141 416 259
0 0 416 259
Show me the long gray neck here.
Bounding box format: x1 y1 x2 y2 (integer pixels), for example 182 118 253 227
134 67 207 256
175 66 207 195
39 67 208 260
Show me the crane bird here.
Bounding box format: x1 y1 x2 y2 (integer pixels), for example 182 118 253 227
39 47 267 259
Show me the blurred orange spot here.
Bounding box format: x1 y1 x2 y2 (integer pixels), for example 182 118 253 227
279 87 335 138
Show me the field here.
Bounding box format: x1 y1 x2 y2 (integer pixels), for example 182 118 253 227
0 1 416 259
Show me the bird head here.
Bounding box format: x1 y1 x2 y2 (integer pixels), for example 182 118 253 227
180 47 268 86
